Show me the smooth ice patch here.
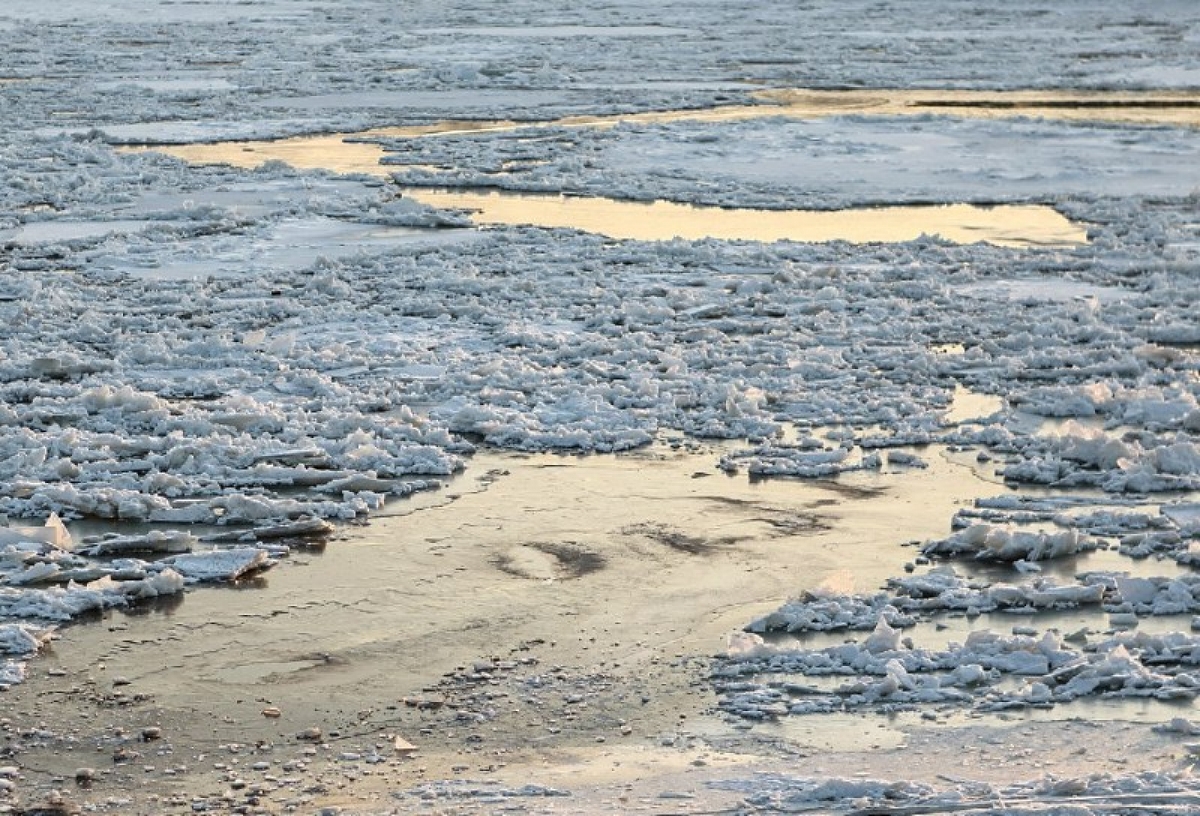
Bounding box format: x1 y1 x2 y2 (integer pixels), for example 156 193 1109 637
960 278 1128 304
0 219 175 244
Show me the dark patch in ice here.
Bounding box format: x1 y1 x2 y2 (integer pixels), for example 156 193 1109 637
695 496 831 536
621 522 736 555
493 541 605 580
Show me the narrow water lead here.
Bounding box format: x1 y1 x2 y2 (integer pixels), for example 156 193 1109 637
115 88 1163 246
117 87 1200 175
119 137 1086 246
401 188 1085 247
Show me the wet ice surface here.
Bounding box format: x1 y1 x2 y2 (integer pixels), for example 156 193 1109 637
3 0 1200 813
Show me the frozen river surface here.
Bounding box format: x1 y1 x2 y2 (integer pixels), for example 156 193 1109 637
2 1 1200 813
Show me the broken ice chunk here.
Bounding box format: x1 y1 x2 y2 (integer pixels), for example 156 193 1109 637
76 530 197 557
923 524 1096 562
0 513 71 549
157 548 271 582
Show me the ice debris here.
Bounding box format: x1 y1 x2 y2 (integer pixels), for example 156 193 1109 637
76 530 197 557
745 566 1116 635
158 547 272 582
719 443 866 477
714 770 1200 814
716 625 1200 719
0 623 56 690
999 421 1200 493
922 524 1098 562
402 780 569 803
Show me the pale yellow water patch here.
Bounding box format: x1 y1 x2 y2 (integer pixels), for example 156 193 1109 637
143 132 387 175
402 188 1085 247
127 88 1200 246
758 88 1200 128
119 137 1086 246
122 121 525 176
118 88 1200 176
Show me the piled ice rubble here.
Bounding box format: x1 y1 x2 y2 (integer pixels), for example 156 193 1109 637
401 781 569 804
0 570 186 621
714 771 1200 815
719 442 861 477
922 524 1099 562
997 419 1200 493
0 515 306 684
1 133 1196 532
717 624 1200 719
726 483 1200 719
745 565 1133 636
0 623 54 689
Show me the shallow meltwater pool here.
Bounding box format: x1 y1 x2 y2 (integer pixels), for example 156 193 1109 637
31 439 1200 728
7 436 1200 803
400 189 1085 247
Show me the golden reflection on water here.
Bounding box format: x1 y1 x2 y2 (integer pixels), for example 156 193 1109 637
402 189 1085 247
121 139 1087 246
116 86 1200 246
757 88 1200 128
123 88 1200 175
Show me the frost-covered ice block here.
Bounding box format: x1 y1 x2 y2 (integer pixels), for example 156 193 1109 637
157 547 271 582
726 770 1200 813
985 579 1105 609
0 622 55 690
885 450 927 468
717 622 1200 719
745 590 914 633
0 660 26 688
923 523 1097 562
149 493 381 524
0 513 71 549
0 567 184 620
1079 573 1200 616
719 444 866 477
1164 503 1200 535
5 561 63 586
76 530 197 557
0 623 54 656
201 517 334 543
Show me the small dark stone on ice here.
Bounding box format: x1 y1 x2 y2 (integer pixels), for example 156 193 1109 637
112 746 139 763
141 726 162 741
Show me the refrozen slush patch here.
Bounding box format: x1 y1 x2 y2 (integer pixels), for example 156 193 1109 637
712 770 1200 814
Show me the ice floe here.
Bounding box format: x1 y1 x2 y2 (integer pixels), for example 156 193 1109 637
716 623 1200 719
713 770 1200 815
922 524 1099 562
